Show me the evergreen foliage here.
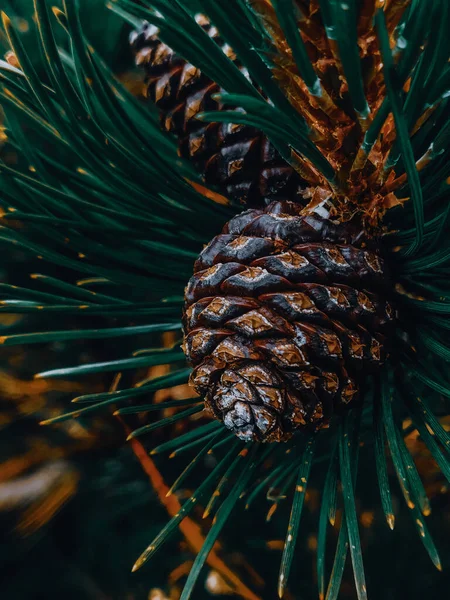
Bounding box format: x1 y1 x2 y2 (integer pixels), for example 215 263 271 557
1 1 449 599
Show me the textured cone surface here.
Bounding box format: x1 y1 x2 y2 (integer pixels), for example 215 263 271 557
183 201 394 442
130 18 307 208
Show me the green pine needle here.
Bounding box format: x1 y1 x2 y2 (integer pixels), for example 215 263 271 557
317 436 339 600
339 415 367 600
35 349 185 379
166 430 227 496
271 0 321 96
376 9 424 255
179 444 258 600
0 323 181 347
132 440 242 572
149 421 222 456
372 381 395 529
278 435 315 598
126 405 203 441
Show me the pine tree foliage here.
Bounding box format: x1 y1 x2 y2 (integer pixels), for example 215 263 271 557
0 1 450 599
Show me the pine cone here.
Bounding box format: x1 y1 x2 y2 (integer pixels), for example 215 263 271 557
183 201 395 442
130 17 307 208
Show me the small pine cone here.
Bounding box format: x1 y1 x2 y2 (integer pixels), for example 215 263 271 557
182 201 395 442
130 17 307 208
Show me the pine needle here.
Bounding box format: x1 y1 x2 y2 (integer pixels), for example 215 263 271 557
0 323 181 347
115 397 199 416
35 350 185 379
325 523 348 600
73 369 191 404
339 415 367 600
325 411 361 600
381 371 415 509
271 0 321 96
166 431 227 497
326 0 370 119
179 444 259 600
411 394 450 454
126 405 203 441
317 436 339 599
203 443 252 519
149 421 222 455
132 440 242 571
381 371 442 569
376 9 424 255
395 426 431 516
373 382 395 529
278 435 316 598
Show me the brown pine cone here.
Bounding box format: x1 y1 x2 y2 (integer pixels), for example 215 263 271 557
182 201 395 442
130 17 307 208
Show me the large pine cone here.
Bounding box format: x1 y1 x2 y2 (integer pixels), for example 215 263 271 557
130 17 307 208
183 201 395 442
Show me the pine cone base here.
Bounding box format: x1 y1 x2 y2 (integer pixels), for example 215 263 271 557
183 201 394 442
